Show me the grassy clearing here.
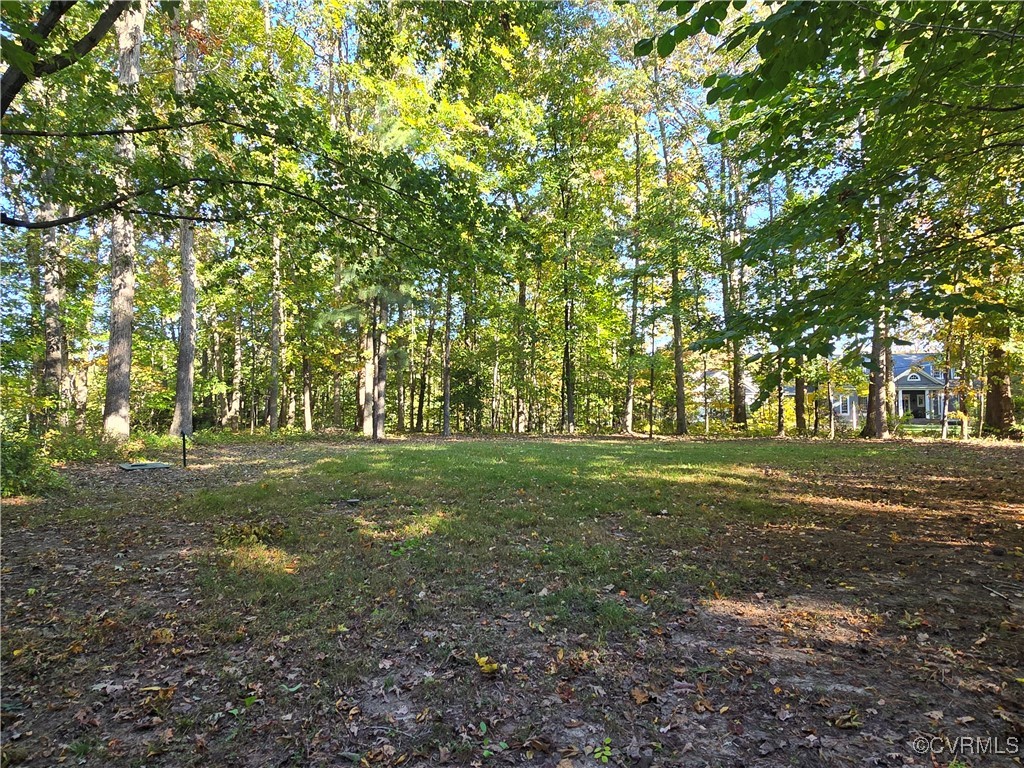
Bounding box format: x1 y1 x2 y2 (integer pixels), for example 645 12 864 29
2 437 1022 767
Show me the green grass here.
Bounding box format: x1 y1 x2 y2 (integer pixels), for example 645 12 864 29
4 435 1022 766
153 437 932 647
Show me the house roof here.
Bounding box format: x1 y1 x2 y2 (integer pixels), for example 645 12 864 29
894 367 946 387
892 352 952 387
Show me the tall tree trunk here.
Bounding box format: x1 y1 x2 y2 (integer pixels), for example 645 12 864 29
416 299 435 432
868 313 890 438
984 334 1014 434
201 345 213 423
302 351 313 432
372 298 387 440
332 252 344 427
268 232 282 432
103 1 147 440
361 304 374 436
223 312 243 427
169 0 199 437
652 81 687 437
490 349 500 431
515 276 527 433
795 355 806 434
442 278 453 437
624 121 642 435
776 368 786 437
826 362 835 439
719 151 748 428
40 185 67 428
396 304 406 432
671 268 687 434
285 374 295 428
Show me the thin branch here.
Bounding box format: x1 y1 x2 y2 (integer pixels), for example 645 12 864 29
1 175 436 256
2 118 221 137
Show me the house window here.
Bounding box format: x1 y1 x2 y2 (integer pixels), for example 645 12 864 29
907 373 921 382
839 396 850 415
916 394 925 408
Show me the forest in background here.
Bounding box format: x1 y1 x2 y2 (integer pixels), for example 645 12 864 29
2 0 1023 465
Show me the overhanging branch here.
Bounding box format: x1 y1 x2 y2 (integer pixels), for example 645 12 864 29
1 1 131 117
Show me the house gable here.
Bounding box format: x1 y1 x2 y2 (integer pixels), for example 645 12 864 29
894 367 946 388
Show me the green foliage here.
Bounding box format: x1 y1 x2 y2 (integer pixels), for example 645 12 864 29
0 429 63 497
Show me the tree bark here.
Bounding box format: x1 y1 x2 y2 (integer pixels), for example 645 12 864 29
169 0 199 437
329 248 344 427
416 298 435 432
795 356 806 434
624 122 642 435
984 338 1015 434
868 313 890 438
302 351 313 432
102 1 147 440
515 276 527 433
268 232 282 432
396 303 406 432
223 312 243 427
40 185 68 427
361 305 374 436
372 298 387 440
442 278 453 437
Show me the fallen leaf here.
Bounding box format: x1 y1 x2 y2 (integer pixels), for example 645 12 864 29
630 687 650 705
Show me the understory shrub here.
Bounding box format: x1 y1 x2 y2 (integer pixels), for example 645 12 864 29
1 429 63 497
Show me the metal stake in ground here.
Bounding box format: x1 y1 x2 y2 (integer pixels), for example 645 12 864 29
182 430 187 468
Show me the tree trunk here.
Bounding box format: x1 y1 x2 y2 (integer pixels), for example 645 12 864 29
372 298 387 440
442 278 453 437
560 184 576 435
361 304 374 436
396 304 406 432
490 349 500 431
268 232 282 432
302 352 313 432
169 0 199 437
671 268 687 435
40 186 67 428
827 363 835 439
624 258 640 434
515 276 527 433
223 312 243 427
103 1 147 440
331 251 344 427
653 95 688 437
984 339 1014 434
624 121 643 434
416 300 435 432
776 367 785 437
795 356 806 434
868 313 890 438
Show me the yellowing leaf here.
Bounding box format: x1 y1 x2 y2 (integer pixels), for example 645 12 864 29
474 653 499 674
150 628 174 644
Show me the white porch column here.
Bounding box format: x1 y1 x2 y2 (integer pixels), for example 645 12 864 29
925 391 932 419
897 388 903 417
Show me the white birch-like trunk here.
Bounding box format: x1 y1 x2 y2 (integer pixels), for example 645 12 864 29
103 1 147 440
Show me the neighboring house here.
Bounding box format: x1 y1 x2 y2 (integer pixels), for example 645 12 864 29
833 353 961 426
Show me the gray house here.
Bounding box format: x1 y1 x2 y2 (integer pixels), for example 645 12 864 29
833 353 960 426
